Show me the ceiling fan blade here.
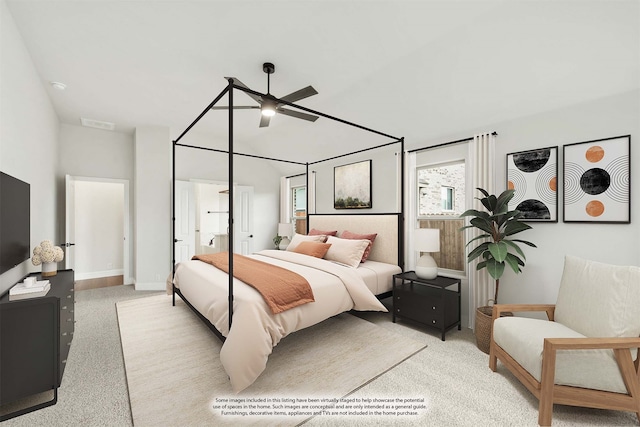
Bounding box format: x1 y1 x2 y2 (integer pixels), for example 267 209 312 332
279 86 318 103
210 106 259 110
259 114 271 128
225 76 262 104
277 108 319 122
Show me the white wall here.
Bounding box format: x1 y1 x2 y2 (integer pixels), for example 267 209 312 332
73 180 124 278
407 89 639 317
135 126 171 290
0 1 60 295
494 89 639 305
313 144 400 213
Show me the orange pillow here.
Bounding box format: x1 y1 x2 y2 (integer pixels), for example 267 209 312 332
340 230 377 262
292 241 332 259
308 228 338 237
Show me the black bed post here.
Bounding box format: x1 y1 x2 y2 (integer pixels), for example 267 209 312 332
227 79 235 331
305 163 310 234
400 137 405 271
171 140 176 306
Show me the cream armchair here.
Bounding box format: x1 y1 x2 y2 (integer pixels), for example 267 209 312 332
488 255 640 426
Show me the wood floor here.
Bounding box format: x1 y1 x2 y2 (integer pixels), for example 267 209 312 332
75 275 124 291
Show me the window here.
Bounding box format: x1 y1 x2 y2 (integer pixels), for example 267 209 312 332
417 161 466 273
291 186 306 234
441 186 454 211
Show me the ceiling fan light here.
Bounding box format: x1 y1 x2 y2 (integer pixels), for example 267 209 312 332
261 105 276 117
261 98 277 117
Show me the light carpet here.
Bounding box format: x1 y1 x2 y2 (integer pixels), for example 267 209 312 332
116 294 427 426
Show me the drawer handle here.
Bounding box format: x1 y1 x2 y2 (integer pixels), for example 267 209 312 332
62 332 67 336
67 342 72 347
62 359 67 364
432 320 436 324
432 306 436 310
397 309 400 313
67 318 72 322
62 306 67 310
70 310 74 314
67 295 72 299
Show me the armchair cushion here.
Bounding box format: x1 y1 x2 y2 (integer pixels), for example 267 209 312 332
493 316 629 393
555 255 640 339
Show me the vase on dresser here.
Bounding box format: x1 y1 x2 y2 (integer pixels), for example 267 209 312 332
42 262 57 277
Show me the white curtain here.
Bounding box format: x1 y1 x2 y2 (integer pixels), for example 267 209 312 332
279 176 290 224
406 151 417 271
469 133 496 322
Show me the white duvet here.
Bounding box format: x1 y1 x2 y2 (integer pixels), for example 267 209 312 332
172 249 387 392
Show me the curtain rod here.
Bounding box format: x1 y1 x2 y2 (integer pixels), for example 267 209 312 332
408 131 498 154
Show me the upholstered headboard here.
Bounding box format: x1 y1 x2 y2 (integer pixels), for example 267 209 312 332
308 214 402 267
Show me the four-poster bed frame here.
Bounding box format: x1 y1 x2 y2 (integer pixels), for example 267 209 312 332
171 77 405 341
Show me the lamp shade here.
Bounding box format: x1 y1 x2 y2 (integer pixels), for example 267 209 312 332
278 223 292 238
414 228 440 253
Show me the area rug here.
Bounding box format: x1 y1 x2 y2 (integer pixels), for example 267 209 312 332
116 294 426 426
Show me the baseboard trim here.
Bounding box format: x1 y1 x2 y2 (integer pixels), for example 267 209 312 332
75 269 124 281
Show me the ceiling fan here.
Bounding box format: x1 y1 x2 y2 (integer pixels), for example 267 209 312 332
211 62 319 128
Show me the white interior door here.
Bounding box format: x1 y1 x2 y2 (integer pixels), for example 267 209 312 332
174 180 196 263
234 185 254 255
64 175 130 282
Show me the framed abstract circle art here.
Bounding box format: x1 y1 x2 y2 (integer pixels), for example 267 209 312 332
507 146 558 222
563 135 630 223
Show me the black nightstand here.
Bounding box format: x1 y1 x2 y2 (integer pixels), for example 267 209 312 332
392 271 461 341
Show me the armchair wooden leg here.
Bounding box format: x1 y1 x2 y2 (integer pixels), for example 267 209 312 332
538 341 557 426
489 341 497 372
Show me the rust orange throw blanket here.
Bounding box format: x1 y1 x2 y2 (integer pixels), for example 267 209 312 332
192 252 315 314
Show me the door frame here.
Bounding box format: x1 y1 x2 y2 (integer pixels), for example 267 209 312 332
65 175 131 284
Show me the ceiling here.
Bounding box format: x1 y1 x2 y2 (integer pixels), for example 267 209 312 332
5 0 639 169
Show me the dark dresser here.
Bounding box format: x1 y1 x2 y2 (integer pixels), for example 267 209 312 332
0 269 74 421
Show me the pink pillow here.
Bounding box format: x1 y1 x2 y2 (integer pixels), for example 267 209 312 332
340 230 377 262
308 228 338 237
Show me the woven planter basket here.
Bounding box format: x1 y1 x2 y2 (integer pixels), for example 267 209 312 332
475 306 512 354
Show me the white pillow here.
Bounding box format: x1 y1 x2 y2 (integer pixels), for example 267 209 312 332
285 234 327 252
323 236 370 268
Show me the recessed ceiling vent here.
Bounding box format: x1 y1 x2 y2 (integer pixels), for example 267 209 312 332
80 117 115 131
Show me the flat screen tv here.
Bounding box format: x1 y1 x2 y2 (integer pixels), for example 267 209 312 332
0 172 30 274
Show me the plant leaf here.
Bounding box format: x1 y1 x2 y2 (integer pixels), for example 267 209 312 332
488 241 508 262
504 253 522 273
470 217 494 234
486 259 505 280
503 239 526 260
467 242 490 262
511 239 537 248
504 220 532 236
459 209 490 219
465 234 491 247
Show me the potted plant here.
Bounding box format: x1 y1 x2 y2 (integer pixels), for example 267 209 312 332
460 188 536 353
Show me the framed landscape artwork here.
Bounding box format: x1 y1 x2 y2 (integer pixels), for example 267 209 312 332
334 160 372 209
563 135 630 223
506 146 558 222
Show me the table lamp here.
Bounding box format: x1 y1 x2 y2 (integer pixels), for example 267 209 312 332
415 228 440 279
278 223 292 250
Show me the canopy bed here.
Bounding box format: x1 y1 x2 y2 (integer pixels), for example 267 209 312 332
171 68 405 392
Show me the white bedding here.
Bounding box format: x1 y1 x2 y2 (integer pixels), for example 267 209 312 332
357 260 401 295
173 249 390 392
